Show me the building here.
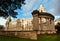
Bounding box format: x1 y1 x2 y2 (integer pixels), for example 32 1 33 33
0 5 56 40
5 17 33 31
32 5 56 34
55 18 60 25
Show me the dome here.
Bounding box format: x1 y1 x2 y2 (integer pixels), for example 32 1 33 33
38 12 55 19
32 5 55 20
32 10 54 19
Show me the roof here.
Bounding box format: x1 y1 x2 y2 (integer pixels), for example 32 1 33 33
39 12 55 19
32 10 39 15
32 10 55 19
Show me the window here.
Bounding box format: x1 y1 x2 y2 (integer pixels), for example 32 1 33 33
41 18 46 23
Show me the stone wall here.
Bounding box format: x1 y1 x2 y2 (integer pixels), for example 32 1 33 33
0 31 37 40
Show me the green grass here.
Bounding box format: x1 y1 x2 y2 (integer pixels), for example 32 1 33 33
0 34 60 41
37 34 60 41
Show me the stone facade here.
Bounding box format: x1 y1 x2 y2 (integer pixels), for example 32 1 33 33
32 5 56 34
0 5 56 40
0 31 37 40
4 18 37 40
5 18 33 31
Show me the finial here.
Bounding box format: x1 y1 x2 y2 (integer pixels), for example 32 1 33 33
38 4 46 12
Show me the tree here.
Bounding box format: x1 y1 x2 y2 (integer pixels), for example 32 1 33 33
55 22 60 33
0 0 25 18
0 25 4 30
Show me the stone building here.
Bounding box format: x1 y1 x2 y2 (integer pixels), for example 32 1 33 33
32 5 56 34
5 18 33 31
1 5 56 40
55 18 60 25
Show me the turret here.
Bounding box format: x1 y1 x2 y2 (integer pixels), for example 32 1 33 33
5 17 11 31
32 10 39 31
6 17 11 22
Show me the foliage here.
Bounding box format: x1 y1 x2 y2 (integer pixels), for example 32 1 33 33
55 22 60 33
0 25 4 29
0 0 25 18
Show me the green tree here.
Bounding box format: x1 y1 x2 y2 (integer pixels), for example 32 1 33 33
0 25 4 30
0 0 25 18
55 22 60 33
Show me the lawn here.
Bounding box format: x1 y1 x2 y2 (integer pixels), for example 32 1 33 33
37 34 60 41
0 34 60 41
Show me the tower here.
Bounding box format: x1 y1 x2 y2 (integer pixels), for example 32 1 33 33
5 17 11 31
17 19 22 31
32 10 39 31
32 5 56 34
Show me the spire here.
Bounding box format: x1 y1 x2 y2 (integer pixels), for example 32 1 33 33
38 4 46 12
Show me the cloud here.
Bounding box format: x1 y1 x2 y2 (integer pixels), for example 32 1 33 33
51 0 60 8
0 0 60 25
22 0 37 12
22 0 42 12
48 8 60 16
16 0 60 20
48 8 60 20
0 17 6 26
22 12 32 18
55 16 60 20
16 0 41 19
47 0 60 18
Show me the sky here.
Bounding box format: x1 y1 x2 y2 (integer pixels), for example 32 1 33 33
0 0 60 26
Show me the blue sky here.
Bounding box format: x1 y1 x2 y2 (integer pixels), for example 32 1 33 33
0 0 60 26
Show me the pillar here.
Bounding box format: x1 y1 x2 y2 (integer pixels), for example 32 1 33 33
51 20 56 33
47 18 51 34
5 22 9 31
32 14 39 31
17 19 22 31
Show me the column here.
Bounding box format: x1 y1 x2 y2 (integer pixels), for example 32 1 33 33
51 20 56 33
6 22 9 31
40 17 42 31
39 17 41 30
48 18 51 30
40 17 44 34
37 17 41 34
33 14 39 31
47 18 51 34
17 20 22 31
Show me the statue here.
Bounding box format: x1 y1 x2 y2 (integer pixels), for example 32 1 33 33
38 5 46 12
